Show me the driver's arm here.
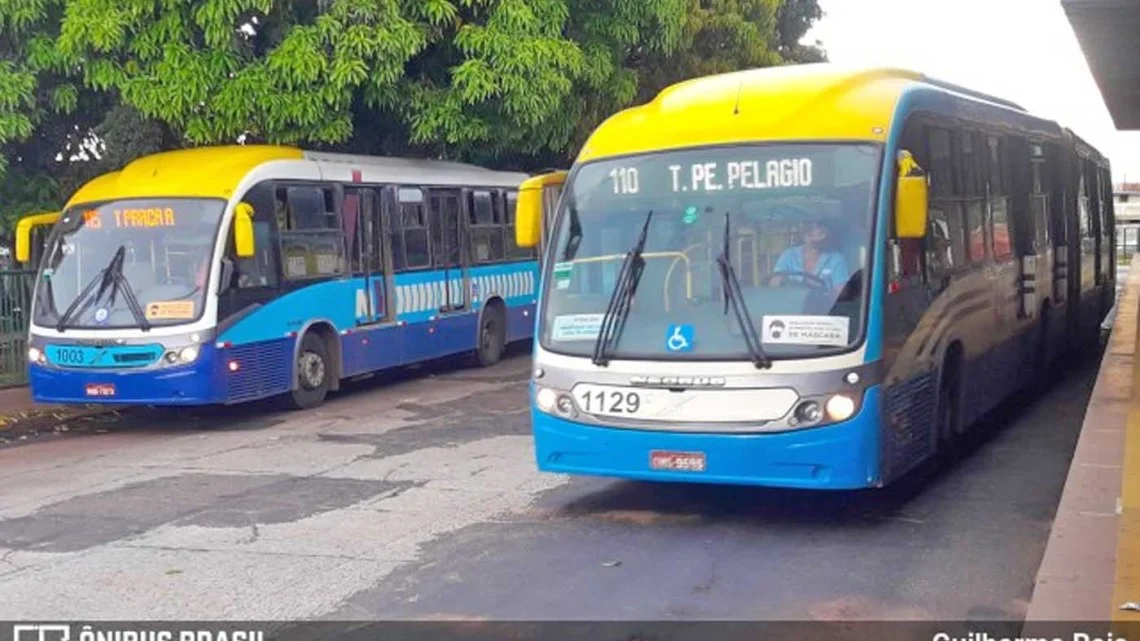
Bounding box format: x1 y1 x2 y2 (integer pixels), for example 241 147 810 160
770 247 797 286
829 255 851 296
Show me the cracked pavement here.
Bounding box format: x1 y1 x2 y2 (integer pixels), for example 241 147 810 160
0 351 1102 620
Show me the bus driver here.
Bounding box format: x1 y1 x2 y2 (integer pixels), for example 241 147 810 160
771 218 849 293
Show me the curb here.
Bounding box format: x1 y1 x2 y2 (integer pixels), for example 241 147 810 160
1024 255 1137 625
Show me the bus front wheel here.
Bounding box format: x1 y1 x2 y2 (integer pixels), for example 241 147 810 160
289 333 330 410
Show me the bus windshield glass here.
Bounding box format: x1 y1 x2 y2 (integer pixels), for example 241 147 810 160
33 199 225 330
541 143 880 360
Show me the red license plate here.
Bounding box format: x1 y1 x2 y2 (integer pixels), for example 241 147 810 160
85 383 116 397
650 450 706 472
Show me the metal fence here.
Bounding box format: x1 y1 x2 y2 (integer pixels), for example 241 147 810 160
0 269 35 387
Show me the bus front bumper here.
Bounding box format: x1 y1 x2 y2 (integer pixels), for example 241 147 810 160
28 344 225 406
533 385 883 490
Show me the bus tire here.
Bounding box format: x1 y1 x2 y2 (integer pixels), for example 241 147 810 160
288 333 330 410
936 350 963 444
475 301 507 367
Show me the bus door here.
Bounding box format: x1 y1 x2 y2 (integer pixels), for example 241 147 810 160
346 187 388 326
428 189 468 353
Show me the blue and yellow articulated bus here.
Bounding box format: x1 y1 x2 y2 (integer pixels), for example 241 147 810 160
17 146 538 409
514 65 1114 489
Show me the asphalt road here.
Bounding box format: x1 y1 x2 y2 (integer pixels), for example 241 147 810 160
0 346 1100 620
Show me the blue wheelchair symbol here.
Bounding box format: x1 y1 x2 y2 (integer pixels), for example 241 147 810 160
665 324 694 352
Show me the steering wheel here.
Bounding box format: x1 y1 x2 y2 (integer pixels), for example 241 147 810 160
762 270 831 292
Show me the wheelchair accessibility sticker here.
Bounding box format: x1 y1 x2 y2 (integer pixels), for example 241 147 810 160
665 324 694 352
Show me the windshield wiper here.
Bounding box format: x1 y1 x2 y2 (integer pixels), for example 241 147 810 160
55 246 151 331
716 212 771 369
591 211 652 366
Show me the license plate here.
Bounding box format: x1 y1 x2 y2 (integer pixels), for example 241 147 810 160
85 383 116 397
650 450 707 472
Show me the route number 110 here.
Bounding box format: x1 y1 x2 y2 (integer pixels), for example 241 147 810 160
609 167 639 195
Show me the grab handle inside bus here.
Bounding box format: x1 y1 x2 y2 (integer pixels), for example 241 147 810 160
894 150 928 239
233 202 256 258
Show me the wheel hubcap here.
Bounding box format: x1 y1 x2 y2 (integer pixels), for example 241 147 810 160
482 320 495 351
299 351 325 390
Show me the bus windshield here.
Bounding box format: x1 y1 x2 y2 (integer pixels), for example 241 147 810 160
33 199 225 330
540 143 880 361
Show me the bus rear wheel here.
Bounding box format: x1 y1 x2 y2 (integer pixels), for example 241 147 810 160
936 356 962 445
288 333 330 410
475 303 507 367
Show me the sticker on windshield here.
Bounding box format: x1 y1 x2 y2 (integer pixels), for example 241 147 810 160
761 315 849 347
682 206 699 225
552 261 574 290
551 314 604 341
665 324 694 352
146 300 195 320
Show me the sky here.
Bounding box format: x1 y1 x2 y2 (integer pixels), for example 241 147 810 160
804 0 1140 185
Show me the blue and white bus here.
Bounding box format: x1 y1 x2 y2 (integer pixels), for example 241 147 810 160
515 66 1114 489
17 146 538 409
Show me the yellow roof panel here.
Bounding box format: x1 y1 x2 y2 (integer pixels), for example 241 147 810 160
577 65 921 163
65 145 304 208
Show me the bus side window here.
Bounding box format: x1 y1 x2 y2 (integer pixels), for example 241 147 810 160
926 125 967 279
987 136 1012 262
233 182 280 290
395 187 430 270
468 190 504 264
278 185 347 279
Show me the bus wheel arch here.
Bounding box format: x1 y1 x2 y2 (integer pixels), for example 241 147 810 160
475 297 508 367
286 321 341 410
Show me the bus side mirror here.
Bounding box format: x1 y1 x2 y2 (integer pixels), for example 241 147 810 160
515 187 542 249
15 211 61 264
234 202 256 258
895 150 928 239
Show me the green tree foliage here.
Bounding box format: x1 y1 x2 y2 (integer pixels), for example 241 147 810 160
0 0 825 233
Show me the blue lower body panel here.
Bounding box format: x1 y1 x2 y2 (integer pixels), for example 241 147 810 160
29 342 230 406
534 386 883 490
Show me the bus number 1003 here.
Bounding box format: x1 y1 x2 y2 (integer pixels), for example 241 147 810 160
578 390 641 414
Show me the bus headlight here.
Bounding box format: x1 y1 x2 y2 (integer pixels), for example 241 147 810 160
825 395 856 422
27 347 45 365
536 387 558 412
178 346 200 363
793 400 823 425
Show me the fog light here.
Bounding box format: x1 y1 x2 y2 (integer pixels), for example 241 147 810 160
536 387 557 412
826 395 856 421
27 347 44 365
534 367 545 379
794 400 823 424
555 394 575 415
227 360 240 372
179 346 200 363
164 351 179 364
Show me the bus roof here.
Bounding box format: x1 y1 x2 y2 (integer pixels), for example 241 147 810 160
576 64 1026 164
64 145 528 209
